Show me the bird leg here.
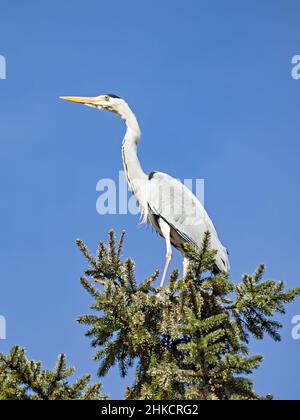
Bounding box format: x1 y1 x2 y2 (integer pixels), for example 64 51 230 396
160 251 172 288
159 219 173 288
183 257 190 278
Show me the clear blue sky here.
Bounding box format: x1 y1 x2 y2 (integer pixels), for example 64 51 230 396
0 0 300 400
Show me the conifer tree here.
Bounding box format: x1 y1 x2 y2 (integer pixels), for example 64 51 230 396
77 230 300 400
0 346 106 400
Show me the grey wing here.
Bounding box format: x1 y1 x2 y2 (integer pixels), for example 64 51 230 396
146 172 230 272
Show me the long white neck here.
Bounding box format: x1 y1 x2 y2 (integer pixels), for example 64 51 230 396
118 103 148 220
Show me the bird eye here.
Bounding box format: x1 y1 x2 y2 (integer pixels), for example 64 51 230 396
104 95 110 101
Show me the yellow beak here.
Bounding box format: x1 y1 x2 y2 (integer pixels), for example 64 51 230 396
59 96 99 106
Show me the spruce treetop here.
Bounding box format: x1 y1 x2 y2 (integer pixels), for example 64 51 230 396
0 346 106 400
77 230 300 400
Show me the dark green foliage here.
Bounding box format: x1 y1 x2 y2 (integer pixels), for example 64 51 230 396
77 230 300 400
0 346 106 400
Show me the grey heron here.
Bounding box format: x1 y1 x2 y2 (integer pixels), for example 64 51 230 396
60 94 230 287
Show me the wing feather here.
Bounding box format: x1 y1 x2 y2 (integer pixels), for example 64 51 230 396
146 172 230 272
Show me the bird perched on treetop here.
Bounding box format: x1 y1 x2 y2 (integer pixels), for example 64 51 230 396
60 93 230 287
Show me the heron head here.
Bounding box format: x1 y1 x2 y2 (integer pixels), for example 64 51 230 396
60 93 125 114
